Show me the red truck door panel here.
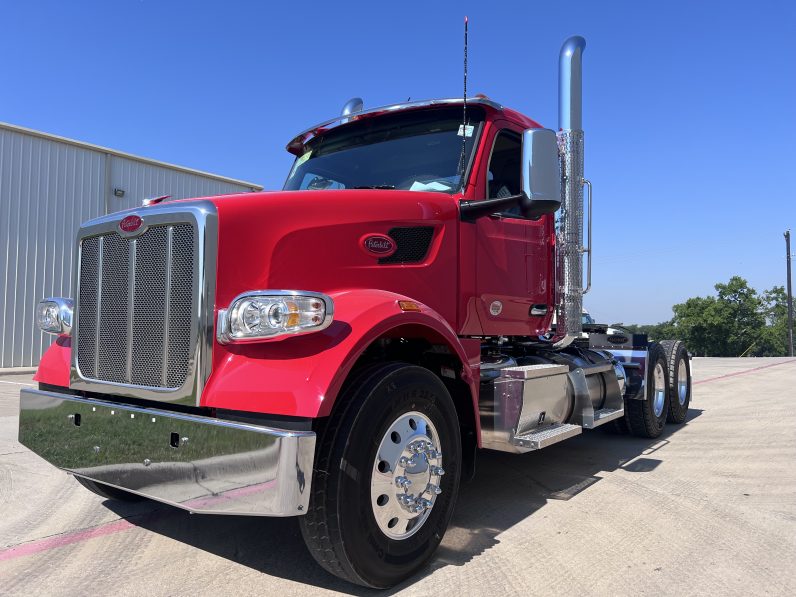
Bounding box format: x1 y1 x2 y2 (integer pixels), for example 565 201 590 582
474 128 550 336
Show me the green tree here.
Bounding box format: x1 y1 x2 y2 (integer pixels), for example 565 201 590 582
618 277 788 357
754 286 789 356
670 295 720 356
668 277 763 356
620 321 676 342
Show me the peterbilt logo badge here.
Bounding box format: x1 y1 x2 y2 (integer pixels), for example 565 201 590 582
119 215 143 234
361 234 396 257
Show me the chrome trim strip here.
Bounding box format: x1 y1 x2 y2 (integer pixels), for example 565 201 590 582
19 388 315 517
70 200 218 406
94 236 103 374
286 97 503 152
125 238 137 383
161 226 173 388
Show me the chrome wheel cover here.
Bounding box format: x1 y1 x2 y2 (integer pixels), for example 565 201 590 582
370 411 444 541
677 359 688 405
652 362 666 418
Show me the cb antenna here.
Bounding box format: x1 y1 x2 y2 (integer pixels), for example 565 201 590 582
458 15 469 188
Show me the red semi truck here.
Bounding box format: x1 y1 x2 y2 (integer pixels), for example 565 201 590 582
20 36 691 588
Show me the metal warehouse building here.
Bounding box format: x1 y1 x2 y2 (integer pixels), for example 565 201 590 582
0 122 262 368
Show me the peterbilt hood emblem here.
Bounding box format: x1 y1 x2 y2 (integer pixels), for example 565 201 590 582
119 215 144 234
361 234 396 257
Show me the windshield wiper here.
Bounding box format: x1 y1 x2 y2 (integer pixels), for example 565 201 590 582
352 185 396 190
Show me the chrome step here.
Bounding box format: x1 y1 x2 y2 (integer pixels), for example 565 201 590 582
582 407 624 429
512 423 582 451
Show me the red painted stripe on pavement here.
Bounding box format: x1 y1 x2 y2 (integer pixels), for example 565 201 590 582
0 519 135 562
0 480 280 562
694 359 796 385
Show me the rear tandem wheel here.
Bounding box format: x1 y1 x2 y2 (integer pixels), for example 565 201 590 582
624 341 670 438
659 339 691 424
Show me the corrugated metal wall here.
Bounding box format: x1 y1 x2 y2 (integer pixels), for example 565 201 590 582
109 157 254 213
0 124 260 368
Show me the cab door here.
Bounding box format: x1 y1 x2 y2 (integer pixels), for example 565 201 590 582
474 127 552 336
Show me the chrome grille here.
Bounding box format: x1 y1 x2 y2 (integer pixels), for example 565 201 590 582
76 224 195 389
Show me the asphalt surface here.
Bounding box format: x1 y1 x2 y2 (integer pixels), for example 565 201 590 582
1 357 795 596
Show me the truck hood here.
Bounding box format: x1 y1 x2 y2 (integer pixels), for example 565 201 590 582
204 189 461 322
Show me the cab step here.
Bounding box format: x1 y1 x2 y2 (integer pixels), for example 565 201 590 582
582 407 624 429
512 423 582 451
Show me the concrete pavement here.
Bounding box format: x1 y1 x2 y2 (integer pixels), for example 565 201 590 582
1 358 795 596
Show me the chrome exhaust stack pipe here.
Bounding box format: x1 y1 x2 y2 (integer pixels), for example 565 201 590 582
553 36 587 349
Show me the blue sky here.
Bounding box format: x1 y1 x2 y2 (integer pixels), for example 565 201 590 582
1 1 794 324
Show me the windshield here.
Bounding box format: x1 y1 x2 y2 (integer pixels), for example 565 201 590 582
283 107 484 193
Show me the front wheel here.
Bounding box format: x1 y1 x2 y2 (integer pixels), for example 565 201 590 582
300 363 462 588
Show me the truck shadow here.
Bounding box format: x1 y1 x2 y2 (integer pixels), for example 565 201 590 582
105 409 703 595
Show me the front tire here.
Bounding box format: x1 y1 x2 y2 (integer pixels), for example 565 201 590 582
300 363 462 588
624 342 670 438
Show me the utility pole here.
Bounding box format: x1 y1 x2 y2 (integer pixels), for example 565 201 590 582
786 230 794 357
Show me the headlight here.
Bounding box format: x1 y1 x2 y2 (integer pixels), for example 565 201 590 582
36 298 74 335
217 291 333 344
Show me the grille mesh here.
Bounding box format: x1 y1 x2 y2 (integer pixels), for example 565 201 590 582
76 224 195 389
379 227 435 264
96 235 130 383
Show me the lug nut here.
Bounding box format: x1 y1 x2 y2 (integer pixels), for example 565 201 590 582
427 483 442 495
399 456 410 467
418 498 433 509
426 450 440 459
431 466 445 476
409 442 423 454
395 476 412 489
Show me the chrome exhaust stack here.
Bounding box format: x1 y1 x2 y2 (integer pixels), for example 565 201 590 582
553 36 587 349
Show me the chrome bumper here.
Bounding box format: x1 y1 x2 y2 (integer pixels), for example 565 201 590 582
18 388 316 516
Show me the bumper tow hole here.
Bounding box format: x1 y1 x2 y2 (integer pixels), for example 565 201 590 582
170 432 180 448
73 413 81 427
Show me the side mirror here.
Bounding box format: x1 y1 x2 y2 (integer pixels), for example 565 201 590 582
520 128 561 218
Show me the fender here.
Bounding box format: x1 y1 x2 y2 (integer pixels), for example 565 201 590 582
203 289 481 423
33 335 71 387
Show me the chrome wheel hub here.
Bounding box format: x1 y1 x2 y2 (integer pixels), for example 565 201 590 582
677 360 688 405
652 362 666 418
370 412 444 540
